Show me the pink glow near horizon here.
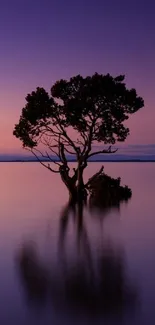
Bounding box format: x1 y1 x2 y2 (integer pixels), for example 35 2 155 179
0 86 154 155
0 1 155 153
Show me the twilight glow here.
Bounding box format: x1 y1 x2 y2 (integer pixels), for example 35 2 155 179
0 0 155 155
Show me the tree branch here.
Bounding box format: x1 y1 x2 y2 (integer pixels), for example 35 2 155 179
26 148 60 173
64 147 76 155
41 137 61 160
54 116 79 157
60 142 69 170
85 166 104 188
45 151 61 167
82 119 96 156
88 146 118 159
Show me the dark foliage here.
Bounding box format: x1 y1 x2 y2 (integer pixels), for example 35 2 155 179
13 73 144 153
13 73 144 202
88 169 132 209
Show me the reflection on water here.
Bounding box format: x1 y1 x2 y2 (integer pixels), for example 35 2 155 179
2 162 155 324
16 202 138 324
16 243 48 306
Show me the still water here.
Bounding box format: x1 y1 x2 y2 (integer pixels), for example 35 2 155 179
0 162 155 325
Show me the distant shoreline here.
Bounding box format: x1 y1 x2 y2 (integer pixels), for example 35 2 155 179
0 160 155 163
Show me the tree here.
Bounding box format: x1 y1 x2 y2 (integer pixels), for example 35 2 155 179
13 73 144 204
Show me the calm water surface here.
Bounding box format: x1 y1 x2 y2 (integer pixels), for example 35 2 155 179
0 162 155 325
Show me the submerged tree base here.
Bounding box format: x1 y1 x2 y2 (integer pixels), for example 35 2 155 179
88 169 132 209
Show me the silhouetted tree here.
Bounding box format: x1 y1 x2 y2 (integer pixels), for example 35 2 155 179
13 73 144 203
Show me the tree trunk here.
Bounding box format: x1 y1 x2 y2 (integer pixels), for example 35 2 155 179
77 164 87 204
68 188 78 206
59 165 87 205
59 162 87 206
59 165 77 205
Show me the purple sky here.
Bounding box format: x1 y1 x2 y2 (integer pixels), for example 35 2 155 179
0 0 155 153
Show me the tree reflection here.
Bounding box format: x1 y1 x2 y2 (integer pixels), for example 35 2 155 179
16 242 49 306
15 202 137 322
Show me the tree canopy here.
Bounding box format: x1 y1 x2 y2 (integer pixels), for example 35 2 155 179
13 73 144 202
14 73 144 158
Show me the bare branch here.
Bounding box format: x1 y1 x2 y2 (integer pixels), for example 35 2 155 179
46 125 61 137
81 131 88 143
53 161 62 167
76 138 85 147
45 151 61 167
54 116 79 157
64 147 76 155
25 148 60 173
82 118 97 156
88 146 118 159
41 137 60 159
49 146 60 157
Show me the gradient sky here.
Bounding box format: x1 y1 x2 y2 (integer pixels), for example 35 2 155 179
0 0 155 154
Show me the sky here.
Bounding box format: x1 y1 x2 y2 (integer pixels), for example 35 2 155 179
0 0 155 155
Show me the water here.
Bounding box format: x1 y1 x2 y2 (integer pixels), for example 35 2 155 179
0 162 155 325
